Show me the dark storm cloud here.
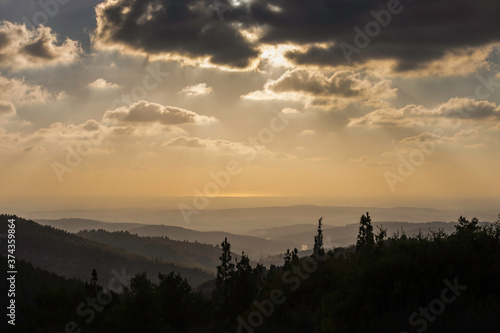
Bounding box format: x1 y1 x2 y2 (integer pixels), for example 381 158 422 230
95 0 500 70
94 0 259 68
251 0 500 69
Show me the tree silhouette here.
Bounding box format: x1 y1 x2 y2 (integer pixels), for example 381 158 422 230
284 248 300 270
232 252 263 316
91 268 98 287
375 225 387 245
157 271 194 330
356 212 374 252
283 249 292 270
455 215 479 233
291 247 299 264
122 272 162 332
214 237 235 320
314 217 325 256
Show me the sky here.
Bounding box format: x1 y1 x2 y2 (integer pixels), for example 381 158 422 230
1 0 500 214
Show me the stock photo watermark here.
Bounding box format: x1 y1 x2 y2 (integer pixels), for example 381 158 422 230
340 0 405 63
208 0 233 22
385 72 500 192
51 63 169 183
22 0 73 29
401 277 467 333
63 267 133 333
178 109 293 224
237 252 329 333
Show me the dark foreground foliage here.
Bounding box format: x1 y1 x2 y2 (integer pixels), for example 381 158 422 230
2 213 500 332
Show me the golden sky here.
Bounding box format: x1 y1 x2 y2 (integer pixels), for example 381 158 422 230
1 0 500 211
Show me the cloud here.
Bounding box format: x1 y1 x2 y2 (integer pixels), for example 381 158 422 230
0 102 15 117
434 98 500 120
400 45 496 78
94 0 259 69
0 117 184 154
165 136 206 148
465 143 488 150
398 129 480 147
0 118 106 153
454 129 479 139
349 98 500 127
305 157 331 162
399 132 448 144
102 101 217 125
82 119 102 131
88 78 120 89
0 75 54 119
268 69 382 97
299 129 316 136
350 156 390 167
91 0 500 72
243 69 396 109
164 136 259 156
179 83 213 96
286 43 497 77
164 135 295 160
281 107 300 115
0 21 81 70
348 105 422 127
266 0 500 71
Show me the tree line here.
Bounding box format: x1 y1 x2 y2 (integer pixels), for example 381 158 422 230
3 213 500 332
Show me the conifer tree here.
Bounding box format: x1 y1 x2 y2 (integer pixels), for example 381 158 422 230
91 269 98 287
233 252 260 315
283 249 292 270
214 237 235 319
314 217 325 256
356 212 374 252
291 248 299 264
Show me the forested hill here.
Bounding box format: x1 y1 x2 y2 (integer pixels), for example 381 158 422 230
3 213 500 333
77 229 228 274
37 218 297 259
0 215 213 288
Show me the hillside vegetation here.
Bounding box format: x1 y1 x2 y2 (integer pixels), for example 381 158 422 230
0 215 213 288
77 229 225 273
3 213 500 333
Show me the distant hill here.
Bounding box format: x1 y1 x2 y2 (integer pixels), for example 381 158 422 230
31 204 496 235
128 224 295 259
0 256 84 320
154 204 465 233
36 218 144 233
37 218 297 260
0 215 213 288
77 229 226 274
35 216 477 260
250 221 462 249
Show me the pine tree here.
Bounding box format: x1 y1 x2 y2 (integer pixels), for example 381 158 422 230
375 225 387 246
284 248 300 270
291 248 299 264
91 269 98 287
356 212 374 252
233 252 260 315
314 217 325 256
214 237 235 319
283 249 292 270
